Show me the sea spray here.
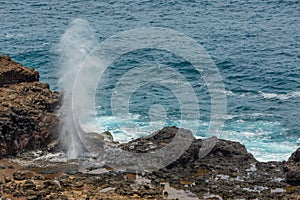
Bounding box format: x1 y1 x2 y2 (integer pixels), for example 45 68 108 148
57 19 98 158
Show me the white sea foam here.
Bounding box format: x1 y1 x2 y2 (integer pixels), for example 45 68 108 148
260 91 300 100
225 90 236 96
195 119 294 162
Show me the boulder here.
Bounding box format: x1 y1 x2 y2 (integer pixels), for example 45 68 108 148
121 126 256 170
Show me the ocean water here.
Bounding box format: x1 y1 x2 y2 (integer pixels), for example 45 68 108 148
0 0 299 161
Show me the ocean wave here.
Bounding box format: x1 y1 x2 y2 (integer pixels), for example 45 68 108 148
260 91 300 100
2 33 25 39
247 142 298 162
81 116 169 143
217 129 295 162
224 90 236 96
224 90 300 100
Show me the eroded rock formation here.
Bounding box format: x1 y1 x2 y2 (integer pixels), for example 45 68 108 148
0 55 59 157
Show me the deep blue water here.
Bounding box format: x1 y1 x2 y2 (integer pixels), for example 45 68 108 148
0 0 299 161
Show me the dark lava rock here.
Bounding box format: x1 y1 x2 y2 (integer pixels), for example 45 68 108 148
0 55 60 157
123 126 256 171
121 126 190 153
285 148 300 186
288 148 300 163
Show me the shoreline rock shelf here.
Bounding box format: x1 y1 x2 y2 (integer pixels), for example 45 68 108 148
0 55 300 199
0 128 300 199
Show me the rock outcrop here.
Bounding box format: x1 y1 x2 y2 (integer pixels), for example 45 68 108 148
0 55 59 157
121 127 291 199
0 55 39 87
284 148 300 186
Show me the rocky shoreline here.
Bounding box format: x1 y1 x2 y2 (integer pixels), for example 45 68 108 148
0 56 300 199
0 55 60 157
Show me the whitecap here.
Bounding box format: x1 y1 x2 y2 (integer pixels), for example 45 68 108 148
225 90 236 96
260 91 300 100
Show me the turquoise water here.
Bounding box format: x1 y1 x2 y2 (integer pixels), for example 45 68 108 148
0 0 299 161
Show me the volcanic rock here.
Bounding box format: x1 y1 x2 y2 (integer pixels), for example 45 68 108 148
288 148 300 163
284 148 300 186
0 55 39 86
0 55 59 157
